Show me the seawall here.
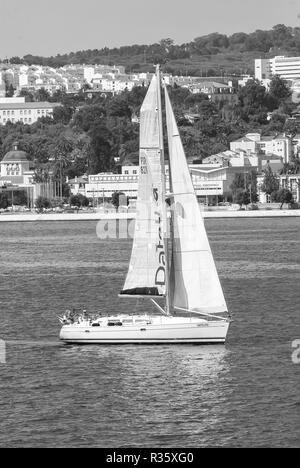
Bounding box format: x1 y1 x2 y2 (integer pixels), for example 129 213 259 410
0 209 300 222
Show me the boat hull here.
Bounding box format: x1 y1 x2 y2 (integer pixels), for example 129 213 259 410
59 318 229 345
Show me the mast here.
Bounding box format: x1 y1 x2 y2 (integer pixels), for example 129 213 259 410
156 65 171 316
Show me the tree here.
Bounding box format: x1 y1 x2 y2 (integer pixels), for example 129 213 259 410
13 190 28 206
88 123 112 173
18 89 35 102
159 38 175 50
238 80 269 121
272 188 293 209
111 191 127 209
69 194 89 208
229 170 258 207
35 196 51 212
6 84 15 97
52 105 74 124
269 75 291 104
0 192 9 209
280 156 300 175
72 104 106 132
35 88 51 102
233 188 250 207
260 165 279 195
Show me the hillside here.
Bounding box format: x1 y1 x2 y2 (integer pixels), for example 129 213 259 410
4 24 300 76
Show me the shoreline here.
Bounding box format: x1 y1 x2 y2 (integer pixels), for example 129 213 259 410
0 209 300 222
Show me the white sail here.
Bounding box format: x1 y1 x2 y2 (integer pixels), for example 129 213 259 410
120 73 167 297
164 84 228 314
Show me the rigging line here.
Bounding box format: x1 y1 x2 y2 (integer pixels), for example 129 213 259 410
150 299 169 316
166 192 195 197
174 306 228 321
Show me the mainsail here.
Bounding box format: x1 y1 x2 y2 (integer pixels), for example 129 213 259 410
164 83 228 315
120 73 167 297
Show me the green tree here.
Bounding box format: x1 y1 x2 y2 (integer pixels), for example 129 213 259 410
34 88 51 102
6 83 15 97
70 194 89 208
230 170 258 205
111 191 127 209
0 192 9 209
269 75 291 104
261 164 279 195
18 89 35 102
52 105 74 124
35 196 51 212
280 156 300 175
233 188 250 207
272 188 293 209
13 190 28 206
88 123 112 173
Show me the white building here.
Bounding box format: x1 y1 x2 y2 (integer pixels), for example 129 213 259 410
230 132 292 164
91 75 135 94
255 56 300 82
76 162 256 204
85 166 139 200
280 174 300 202
0 97 61 125
0 143 38 206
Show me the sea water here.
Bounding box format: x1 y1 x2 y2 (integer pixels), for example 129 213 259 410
0 218 299 447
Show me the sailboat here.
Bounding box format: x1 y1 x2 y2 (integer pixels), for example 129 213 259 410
59 66 230 344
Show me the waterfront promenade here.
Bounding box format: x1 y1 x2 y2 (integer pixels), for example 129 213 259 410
0 209 300 222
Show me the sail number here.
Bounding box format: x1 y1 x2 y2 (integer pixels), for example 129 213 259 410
140 156 148 174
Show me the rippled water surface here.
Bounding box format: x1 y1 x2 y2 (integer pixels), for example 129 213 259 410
0 218 299 447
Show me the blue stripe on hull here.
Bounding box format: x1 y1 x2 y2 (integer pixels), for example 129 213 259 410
61 338 226 345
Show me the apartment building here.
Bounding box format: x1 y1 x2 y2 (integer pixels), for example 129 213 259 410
90 75 136 94
230 132 292 164
255 56 300 82
0 97 61 125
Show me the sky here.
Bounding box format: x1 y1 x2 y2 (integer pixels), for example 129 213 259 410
0 0 300 58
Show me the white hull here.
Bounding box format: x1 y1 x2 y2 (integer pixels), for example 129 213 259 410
59 315 229 344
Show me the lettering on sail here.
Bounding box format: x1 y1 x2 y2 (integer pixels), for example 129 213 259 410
153 187 166 287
